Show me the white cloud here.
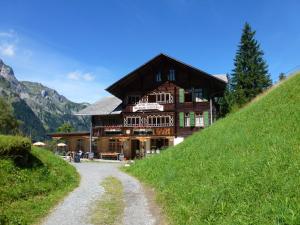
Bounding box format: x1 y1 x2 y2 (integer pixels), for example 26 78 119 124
67 71 95 81
82 73 94 81
0 29 111 103
0 30 15 38
0 44 16 57
67 71 81 80
0 29 18 57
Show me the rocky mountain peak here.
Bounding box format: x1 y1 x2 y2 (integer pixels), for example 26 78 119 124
0 58 89 139
0 59 19 86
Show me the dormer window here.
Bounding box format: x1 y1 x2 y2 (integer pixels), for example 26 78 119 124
168 69 175 81
155 72 162 82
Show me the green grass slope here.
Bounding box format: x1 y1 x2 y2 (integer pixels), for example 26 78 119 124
0 147 79 224
126 73 300 225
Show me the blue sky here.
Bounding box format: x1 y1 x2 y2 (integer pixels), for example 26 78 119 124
0 0 299 103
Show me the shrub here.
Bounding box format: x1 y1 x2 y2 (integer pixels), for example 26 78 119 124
0 135 31 156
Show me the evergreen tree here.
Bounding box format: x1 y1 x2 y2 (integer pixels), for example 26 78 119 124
218 75 235 116
0 97 20 134
279 72 286 81
230 23 272 107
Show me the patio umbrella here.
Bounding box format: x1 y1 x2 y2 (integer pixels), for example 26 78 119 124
57 143 67 147
33 142 46 146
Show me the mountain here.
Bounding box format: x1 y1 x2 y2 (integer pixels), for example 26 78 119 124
0 59 89 139
126 73 300 224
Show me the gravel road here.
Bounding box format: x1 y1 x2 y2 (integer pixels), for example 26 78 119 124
42 162 157 225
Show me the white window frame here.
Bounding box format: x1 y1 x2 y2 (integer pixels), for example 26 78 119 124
184 113 190 127
147 115 174 127
151 92 173 104
124 116 142 127
195 113 204 127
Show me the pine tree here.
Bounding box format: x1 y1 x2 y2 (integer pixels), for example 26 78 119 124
279 72 286 81
230 23 272 107
0 97 20 134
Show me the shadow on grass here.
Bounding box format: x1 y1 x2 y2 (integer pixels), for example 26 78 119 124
12 152 43 168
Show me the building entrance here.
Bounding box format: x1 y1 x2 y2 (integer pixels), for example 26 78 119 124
131 139 140 158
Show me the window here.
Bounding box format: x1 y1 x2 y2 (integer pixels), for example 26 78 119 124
194 88 203 102
151 138 169 150
107 117 120 126
125 116 141 127
184 113 190 127
156 72 162 82
195 113 204 127
147 115 174 127
168 69 175 81
128 95 140 104
76 139 84 151
148 93 173 103
108 139 121 152
184 89 192 102
148 94 156 103
156 93 165 103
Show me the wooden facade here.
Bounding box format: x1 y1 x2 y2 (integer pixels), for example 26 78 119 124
49 132 91 153
79 54 227 159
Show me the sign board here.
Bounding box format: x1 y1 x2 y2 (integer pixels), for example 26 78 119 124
154 128 173 136
132 103 164 112
88 152 94 160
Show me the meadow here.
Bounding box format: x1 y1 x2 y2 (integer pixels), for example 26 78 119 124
126 73 300 224
0 136 79 225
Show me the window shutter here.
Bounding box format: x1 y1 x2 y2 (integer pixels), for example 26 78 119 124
203 88 208 101
203 111 209 127
190 112 195 127
179 112 184 128
179 88 185 103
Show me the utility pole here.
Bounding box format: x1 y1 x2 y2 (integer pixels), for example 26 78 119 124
210 98 213 125
89 116 92 153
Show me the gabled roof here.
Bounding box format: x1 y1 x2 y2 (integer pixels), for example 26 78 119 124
106 53 227 97
76 96 122 116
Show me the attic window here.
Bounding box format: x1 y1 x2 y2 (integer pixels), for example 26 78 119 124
168 69 175 81
155 72 162 82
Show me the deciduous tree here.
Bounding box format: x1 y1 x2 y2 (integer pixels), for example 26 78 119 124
57 122 74 133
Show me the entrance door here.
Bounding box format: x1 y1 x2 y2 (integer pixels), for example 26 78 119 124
131 139 140 159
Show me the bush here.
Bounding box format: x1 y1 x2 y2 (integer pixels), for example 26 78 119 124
0 135 31 156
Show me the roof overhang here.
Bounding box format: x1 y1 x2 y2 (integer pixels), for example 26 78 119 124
48 132 90 138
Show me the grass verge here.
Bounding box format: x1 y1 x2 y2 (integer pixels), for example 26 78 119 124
125 73 300 224
89 176 124 225
0 146 79 224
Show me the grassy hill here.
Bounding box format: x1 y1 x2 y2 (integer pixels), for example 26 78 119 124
126 73 300 225
0 137 79 224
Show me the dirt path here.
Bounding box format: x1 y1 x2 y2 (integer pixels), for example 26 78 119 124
41 162 159 225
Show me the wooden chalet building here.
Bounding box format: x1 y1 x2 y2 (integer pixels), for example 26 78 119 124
77 54 227 159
